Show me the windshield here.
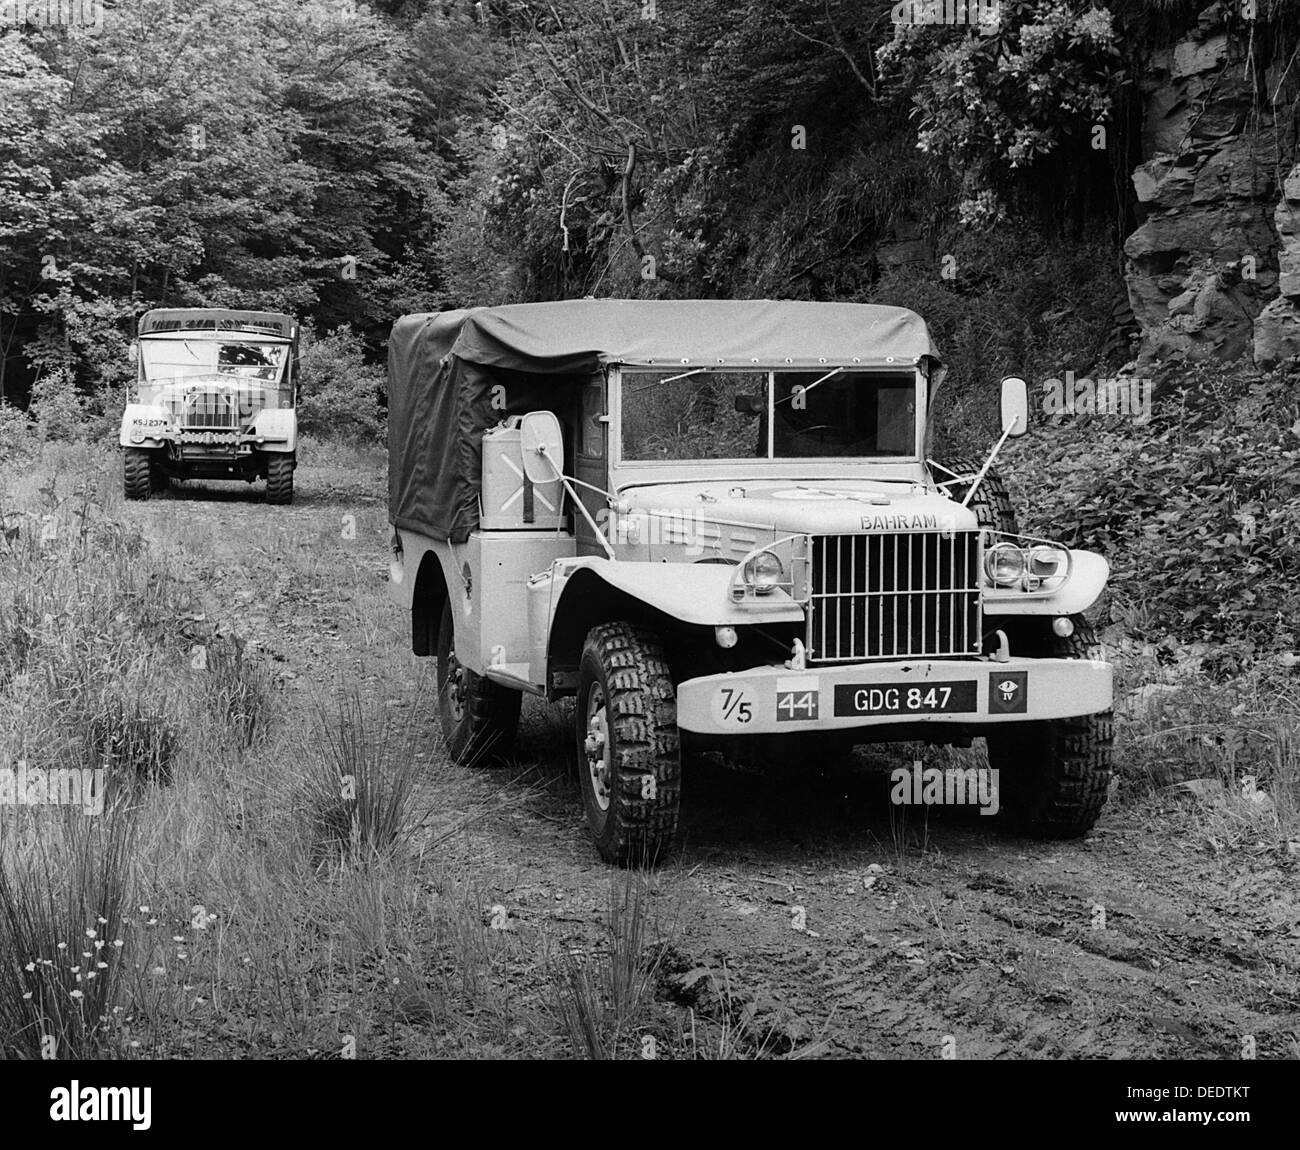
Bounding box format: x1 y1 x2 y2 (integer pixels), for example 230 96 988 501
620 369 916 461
139 338 289 386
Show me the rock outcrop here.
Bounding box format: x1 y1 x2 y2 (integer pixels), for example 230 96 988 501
1124 4 1299 368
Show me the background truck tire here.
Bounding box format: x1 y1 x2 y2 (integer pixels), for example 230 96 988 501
265 453 294 505
123 448 152 501
939 456 1018 533
435 599 520 766
577 622 681 867
984 616 1114 837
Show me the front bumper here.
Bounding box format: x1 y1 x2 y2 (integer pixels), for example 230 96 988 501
675 656 1112 735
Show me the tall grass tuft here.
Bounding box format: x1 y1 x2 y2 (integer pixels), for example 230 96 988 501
205 637 277 749
0 803 137 1059
549 872 663 1059
301 691 424 868
87 695 180 791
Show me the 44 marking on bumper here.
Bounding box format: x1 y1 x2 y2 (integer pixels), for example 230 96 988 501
675 657 1112 735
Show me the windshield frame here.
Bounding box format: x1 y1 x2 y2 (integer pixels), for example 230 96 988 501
611 364 926 480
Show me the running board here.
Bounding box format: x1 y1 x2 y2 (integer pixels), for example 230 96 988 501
484 663 545 696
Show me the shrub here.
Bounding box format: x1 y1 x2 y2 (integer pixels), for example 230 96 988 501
28 369 87 443
1007 360 1300 657
297 325 385 444
0 400 33 458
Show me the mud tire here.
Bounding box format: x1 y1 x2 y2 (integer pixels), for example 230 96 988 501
435 599 520 766
577 623 681 866
123 448 152 501
985 617 1114 838
266 454 294 505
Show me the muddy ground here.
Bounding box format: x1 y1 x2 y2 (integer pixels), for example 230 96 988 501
128 455 1300 1060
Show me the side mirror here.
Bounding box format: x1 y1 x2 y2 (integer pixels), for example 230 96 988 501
128 341 139 365
519 410 565 484
1000 376 1028 438
734 394 763 415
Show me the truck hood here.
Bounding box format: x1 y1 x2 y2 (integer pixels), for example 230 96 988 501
619 480 978 534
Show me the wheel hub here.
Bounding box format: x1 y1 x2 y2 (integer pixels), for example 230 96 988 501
584 689 611 812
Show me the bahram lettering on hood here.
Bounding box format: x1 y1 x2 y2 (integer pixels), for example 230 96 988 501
860 513 944 531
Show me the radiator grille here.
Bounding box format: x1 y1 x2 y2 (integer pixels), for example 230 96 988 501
164 386 264 430
808 532 981 662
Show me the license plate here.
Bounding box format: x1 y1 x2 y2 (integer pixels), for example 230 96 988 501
832 681 976 717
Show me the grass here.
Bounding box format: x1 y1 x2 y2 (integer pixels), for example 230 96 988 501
0 436 714 1060
5 431 1293 1060
1108 643 1300 848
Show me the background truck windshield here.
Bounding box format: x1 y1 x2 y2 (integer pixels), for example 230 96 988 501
620 370 916 461
140 339 288 385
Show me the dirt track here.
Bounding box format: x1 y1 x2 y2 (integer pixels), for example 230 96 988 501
130 458 1300 1059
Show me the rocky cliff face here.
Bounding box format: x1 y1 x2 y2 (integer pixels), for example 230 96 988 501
1125 5 1300 369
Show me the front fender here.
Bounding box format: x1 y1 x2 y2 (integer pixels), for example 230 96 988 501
983 550 1108 616
119 405 171 448
248 408 296 451
552 558 805 628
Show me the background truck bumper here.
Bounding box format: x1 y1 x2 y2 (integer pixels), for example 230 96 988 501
676 656 1112 735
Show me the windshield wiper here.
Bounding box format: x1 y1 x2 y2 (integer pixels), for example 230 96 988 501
774 367 844 407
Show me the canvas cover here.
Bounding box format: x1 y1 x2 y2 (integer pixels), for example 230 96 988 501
387 299 941 543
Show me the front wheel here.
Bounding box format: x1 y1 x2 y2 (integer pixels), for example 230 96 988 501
265 453 294 505
123 448 152 501
985 617 1114 837
577 623 681 866
435 599 520 766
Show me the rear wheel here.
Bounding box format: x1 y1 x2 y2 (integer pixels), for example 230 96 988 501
985 617 1114 837
123 448 152 501
435 599 520 765
266 454 294 505
577 623 681 866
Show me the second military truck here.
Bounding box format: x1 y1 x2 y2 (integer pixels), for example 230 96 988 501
121 308 299 503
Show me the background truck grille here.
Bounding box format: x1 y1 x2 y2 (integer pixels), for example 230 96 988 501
165 387 263 430
808 532 981 662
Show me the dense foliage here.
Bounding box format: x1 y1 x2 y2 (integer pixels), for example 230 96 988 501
2 0 1297 653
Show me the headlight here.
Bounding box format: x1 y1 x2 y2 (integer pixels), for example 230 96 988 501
129 427 145 444
984 543 1024 587
1027 546 1067 578
742 550 784 595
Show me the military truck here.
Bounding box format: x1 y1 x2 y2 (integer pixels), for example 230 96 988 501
386 300 1114 865
120 308 299 503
